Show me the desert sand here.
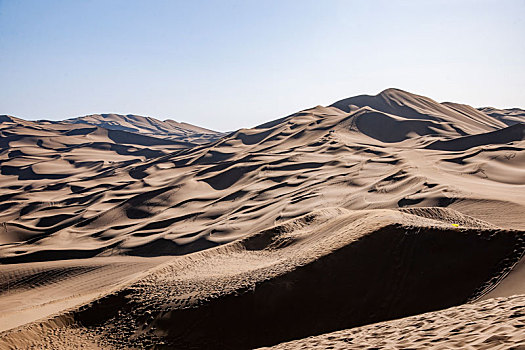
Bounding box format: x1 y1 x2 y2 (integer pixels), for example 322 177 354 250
0 88 524 349
262 294 525 349
66 114 223 145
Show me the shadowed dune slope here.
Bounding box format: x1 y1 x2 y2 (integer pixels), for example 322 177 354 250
262 294 525 349
1 208 524 349
67 113 225 145
426 122 525 151
2 92 524 263
1 89 525 348
0 256 170 334
330 88 507 134
479 106 525 126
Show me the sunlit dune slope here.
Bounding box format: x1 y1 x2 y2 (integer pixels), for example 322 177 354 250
67 113 224 145
2 208 524 349
1 89 525 349
1 89 524 263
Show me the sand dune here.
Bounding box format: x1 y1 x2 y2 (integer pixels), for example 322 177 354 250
2 91 524 263
0 256 169 333
1 88 525 348
263 294 525 349
479 106 525 126
331 88 508 134
67 113 224 145
2 208 524 349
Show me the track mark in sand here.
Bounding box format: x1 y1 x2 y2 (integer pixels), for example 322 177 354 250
0 257 169 333
1 90 525 348
21 208 522 350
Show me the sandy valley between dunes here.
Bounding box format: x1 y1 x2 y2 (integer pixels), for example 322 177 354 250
1 89 525 349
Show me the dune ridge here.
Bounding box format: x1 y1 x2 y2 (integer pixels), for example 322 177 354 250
2 208 525 349
1 88 525 348
66 113 224 145
2 91 525 263
262 294 525 349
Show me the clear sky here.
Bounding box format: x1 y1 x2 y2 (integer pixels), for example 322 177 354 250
1 0 524 131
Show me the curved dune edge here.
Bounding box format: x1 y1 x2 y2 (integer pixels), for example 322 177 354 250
3 91 525 264
1 207 524 349
262 294 525 349
0 256 171 334
1 91 525 349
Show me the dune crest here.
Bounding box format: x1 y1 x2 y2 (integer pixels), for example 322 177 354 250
67 113 224 145
1 89 525 348
2 208 524 349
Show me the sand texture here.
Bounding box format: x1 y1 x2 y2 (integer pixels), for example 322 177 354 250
1 88 524 348
262 294 525 350
66 114 224 145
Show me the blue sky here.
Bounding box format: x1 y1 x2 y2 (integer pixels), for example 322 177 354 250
1 0 524 131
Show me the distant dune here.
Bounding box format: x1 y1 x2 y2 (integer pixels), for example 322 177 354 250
1 89 525 349
479 106 525 126
66 113 224 145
